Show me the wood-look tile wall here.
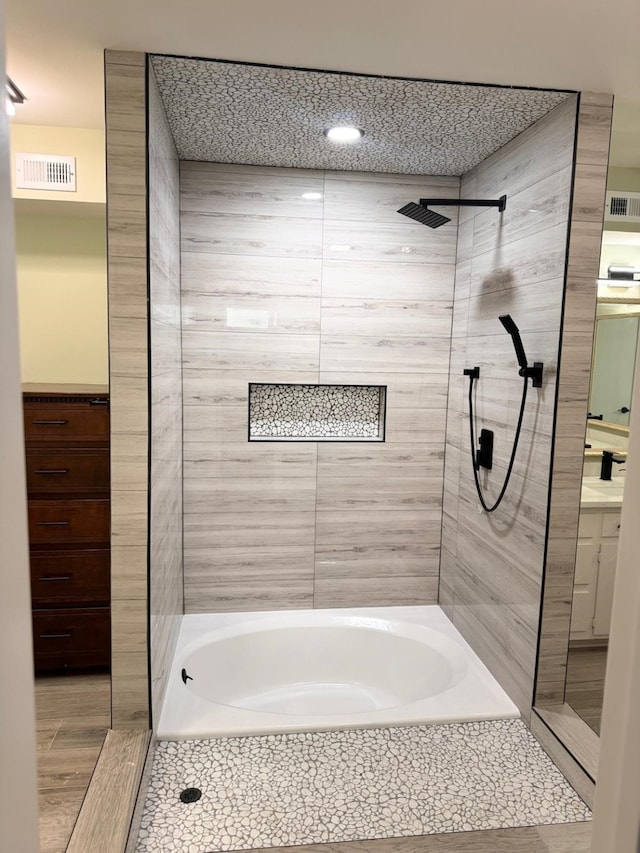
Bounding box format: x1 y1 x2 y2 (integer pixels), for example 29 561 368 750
105 50 150 728
148 66 184 725
440 97 578 719
180 164 459 612
535 93 613 707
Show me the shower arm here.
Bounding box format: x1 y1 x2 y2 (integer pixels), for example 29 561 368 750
419 195 507 211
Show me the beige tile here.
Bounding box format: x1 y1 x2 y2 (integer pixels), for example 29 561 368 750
180 163 324 217
182 329 320 372
319 370 449 411
316 474 443 511
323 218 457 264
111 651 150 729
183 404 250 443
471 166 573 257
321 298 452 338
184 546 315 613
106 132 147 196
107 256 148 319
315 545 440 579
384 407 447 443
317 443 444 478
475 96 577 199
182 293 321 335
314 575 439 608
111 597 148 653
469 222 569 299
181 252 322 299
321 259 456 301
181 209 323 258
184 510 316 549
111 490 148 547
184 441 317 479
323 172 459 224
106 49 145 66
571 162 610 222
111 545 148 598
107 192 147 257
105 65 146 133
184 477 317 513
183 368 319 406
575 102 614 166
320 334 451 373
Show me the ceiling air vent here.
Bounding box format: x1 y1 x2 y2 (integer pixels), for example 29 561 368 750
605 191 640 223
15 153 76 192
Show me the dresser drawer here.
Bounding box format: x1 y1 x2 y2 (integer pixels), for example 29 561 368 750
32 608 110 671
30 550 110 606
28 500 110 545
24 401 109 444
26 448 109 495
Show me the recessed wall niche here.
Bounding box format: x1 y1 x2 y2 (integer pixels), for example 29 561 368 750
248 383 387 442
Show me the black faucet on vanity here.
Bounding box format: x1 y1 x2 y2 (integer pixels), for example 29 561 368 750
600 450 625 481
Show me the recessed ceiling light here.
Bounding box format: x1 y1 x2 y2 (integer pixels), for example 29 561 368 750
324 126 364 143
302 192 323 200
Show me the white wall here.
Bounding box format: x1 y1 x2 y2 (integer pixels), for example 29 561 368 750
591 343 640 851
0 8 40 851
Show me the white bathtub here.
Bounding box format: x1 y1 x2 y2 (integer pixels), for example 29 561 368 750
157 605 519 740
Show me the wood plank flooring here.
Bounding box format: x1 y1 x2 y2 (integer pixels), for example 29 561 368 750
36 672 110 853
239 821 591 852
565 646 608 735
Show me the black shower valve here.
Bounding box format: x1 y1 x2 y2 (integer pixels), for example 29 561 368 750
519 362 544 388
463 366 480 379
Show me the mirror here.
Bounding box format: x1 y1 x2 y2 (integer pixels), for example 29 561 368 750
565 230 639 736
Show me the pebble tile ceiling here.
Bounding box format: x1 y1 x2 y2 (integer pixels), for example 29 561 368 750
151 55 572 176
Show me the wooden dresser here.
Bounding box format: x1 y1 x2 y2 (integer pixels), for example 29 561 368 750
23 384 111 672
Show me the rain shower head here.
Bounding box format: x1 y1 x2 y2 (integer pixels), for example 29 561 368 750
399 195 507 229
397 202 451 229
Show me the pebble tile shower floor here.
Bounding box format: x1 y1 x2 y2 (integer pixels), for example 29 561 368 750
135 719 590 852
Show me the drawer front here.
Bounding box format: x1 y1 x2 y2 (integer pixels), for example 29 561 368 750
28 500 110 544
26 448 109 495
31 550 110 606
24 402 109 444
32 608 110 671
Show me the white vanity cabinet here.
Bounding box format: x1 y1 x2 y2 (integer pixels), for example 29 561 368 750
570 508 621 641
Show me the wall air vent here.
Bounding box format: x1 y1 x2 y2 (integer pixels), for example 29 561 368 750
15 153 77 192
605 191 640 223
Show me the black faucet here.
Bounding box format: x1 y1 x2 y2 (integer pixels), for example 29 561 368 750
600 450 625 481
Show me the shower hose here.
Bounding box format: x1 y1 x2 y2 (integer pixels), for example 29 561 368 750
467 372 529 513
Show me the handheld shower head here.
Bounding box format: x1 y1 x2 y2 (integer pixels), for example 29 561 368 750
499 314 528 370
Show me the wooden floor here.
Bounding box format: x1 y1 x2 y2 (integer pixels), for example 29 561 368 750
241 822 592 852
36 671 110 853
565 646 608 736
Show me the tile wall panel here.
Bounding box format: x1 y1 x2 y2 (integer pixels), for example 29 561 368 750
181 164 459 611
148 66 184 728
105 50 150 729
535 93 614 707
440 97 579 719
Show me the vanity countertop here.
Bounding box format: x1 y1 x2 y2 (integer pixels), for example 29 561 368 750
581 476 625 510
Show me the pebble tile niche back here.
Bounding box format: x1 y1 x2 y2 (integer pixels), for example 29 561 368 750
248 384 386 442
